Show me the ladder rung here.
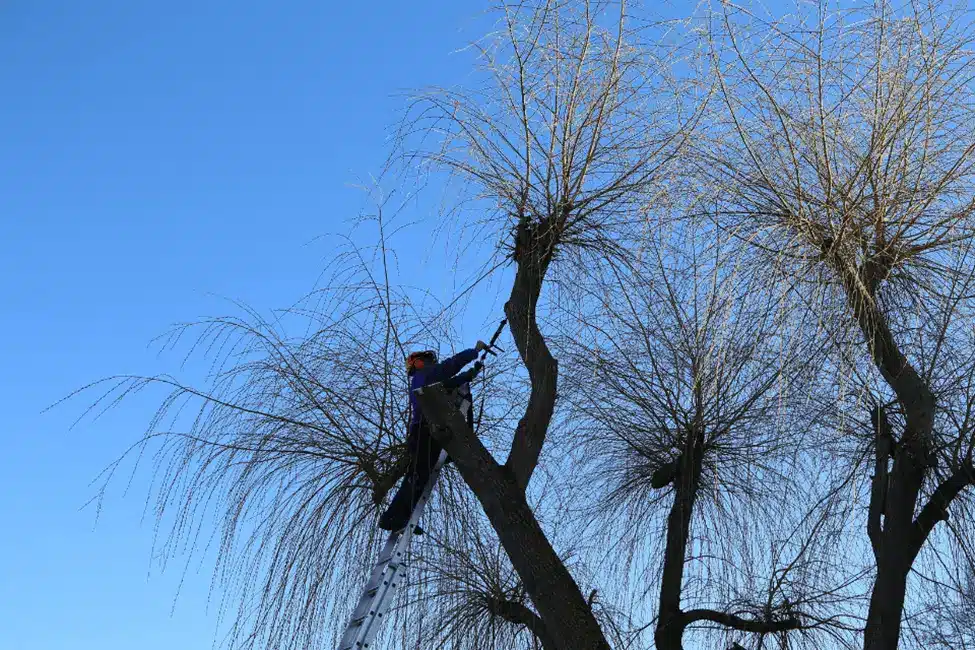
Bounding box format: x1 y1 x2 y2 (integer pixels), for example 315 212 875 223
339 626 381 649
350 614 369 627
347 575 400 619
349 598 376 620
363 572 395 596
363 572 387 592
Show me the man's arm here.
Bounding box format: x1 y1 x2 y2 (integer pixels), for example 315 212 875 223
443 361 484 389
425 348 478 385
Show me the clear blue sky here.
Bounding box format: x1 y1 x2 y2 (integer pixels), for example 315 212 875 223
0 3 489 648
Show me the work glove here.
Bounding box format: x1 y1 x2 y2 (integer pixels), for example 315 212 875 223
472 361 484 376
474 340 489 352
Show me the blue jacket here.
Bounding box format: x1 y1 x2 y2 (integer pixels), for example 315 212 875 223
409 348 478 434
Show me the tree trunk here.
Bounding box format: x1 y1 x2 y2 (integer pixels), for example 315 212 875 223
864 559 911 650
864 446 925 650
415 383 612 650
418 216 613 649
655 428 705 650
655 489 696 650
503 218 559 491
830 257 938 650
484 478 610 650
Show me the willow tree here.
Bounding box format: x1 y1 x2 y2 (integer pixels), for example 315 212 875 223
401 1 699 647
558 224 861 650
701 1 975 647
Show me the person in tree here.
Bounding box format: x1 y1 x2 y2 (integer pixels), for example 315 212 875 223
378 341 488 532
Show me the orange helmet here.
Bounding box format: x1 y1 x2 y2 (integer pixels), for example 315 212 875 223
406 350 437 375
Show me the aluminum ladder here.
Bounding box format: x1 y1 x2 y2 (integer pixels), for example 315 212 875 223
336 384 471 650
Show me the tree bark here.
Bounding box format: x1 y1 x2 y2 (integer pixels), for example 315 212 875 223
417 211 607 649
504 218 559 492
827 251 959 650
652 405 807 649
654 424 705 650
864 555 911 650
415 383 611 650
683 609 800 634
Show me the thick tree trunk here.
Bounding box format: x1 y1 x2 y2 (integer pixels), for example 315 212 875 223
483 479 609 650
415 383 611 650
864 445 926 650
651 404 807 647
504 218 560 491
655 491 695 650
864 559 911 650
863 438 975 650
655 427 705 650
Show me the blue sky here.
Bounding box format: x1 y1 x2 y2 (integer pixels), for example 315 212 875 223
0 3 492 648
1 3 870 650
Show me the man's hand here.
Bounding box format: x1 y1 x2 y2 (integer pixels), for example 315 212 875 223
472 361 484 376
474 340 489 352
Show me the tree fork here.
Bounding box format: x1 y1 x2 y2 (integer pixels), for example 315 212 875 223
487 596 558 650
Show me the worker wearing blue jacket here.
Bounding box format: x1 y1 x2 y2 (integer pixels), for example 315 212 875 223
378 341 488 532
